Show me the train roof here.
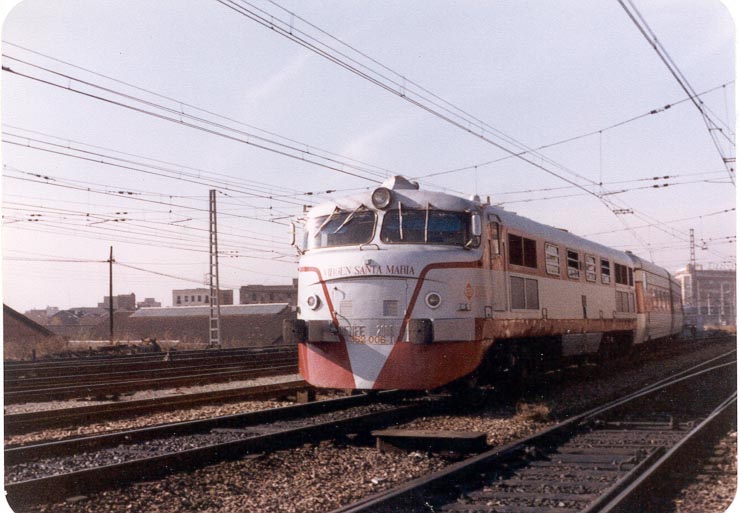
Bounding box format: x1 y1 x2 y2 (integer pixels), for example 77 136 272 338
626 252 678 283
484 203 633 265
307 176 478 218
306 176 669 271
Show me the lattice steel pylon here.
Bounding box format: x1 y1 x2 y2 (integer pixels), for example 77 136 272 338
208 189 222 349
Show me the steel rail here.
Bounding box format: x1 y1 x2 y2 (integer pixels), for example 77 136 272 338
5 391 410 463
582 393 737 513
4 347 297 375
4 355 298 390
330 359 736 513
4 379 310 436
4 362 298 404
5 392 432 508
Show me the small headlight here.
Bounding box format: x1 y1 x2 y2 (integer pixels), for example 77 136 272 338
371 187 392 209
425 292 442 309
307 294 321 310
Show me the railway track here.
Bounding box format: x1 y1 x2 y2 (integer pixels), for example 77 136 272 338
4 347 298 404
332 352 736 513
5 345 295 366
4 391 440 509
4 379 309 435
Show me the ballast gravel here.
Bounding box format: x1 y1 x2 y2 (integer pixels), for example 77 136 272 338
25 441 448 513
4 373 303 415
669 429 737 513
6 398 293 447
6 403 398 483
15 338 737 513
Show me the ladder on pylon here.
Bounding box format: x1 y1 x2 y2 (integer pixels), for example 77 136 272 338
208 189 222 349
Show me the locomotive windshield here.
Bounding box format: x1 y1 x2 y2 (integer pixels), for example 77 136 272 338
380 208 470 246
305 207 376 249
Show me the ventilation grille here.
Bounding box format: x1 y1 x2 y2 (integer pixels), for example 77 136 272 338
339 300 353 316
383 300 399 317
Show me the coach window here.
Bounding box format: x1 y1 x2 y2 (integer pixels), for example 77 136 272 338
567 250 580 279
601 258 611 284
509 234 537 268
615 263 629 285
628 268 634 286
511 276 539 309
616 290 635 312
488 221 501 258
585 255 597 282
545 243 560 275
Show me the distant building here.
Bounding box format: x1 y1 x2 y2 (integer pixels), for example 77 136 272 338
98 293 137 311
46 308 109 339
137 297 162 308
240 279 297 306
172 288 233 307
674 265 736 328
4 304 66 359
126 303 295 347
24 306 59 325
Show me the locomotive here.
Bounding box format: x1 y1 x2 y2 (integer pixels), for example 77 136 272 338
283 176 683 390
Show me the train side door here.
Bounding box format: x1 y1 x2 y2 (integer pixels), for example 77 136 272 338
487 214 507 311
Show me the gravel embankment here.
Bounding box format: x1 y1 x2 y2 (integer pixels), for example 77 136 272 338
16 339 736 513
6 403 399 484
669 430 738 513
24 441 448 513
5 373 303 415
5 373 317 446
6 398 293 447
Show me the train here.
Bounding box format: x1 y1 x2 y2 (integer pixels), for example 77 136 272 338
283 175 683 390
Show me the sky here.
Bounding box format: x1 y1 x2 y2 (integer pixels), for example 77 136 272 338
0 0 736 312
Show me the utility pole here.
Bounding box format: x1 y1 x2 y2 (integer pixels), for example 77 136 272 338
108 246 114 343
208 190 222 349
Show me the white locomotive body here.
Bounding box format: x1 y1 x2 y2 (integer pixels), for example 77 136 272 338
284 176 682 390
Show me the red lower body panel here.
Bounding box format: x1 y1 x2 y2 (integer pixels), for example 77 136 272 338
298 340 489 390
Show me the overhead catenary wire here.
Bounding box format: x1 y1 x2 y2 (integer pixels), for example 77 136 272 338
2 203 294 257
2 11 728 272
5 176 302 256
3 162 303 230
214 0 722 260
1 54 385 184
616 0 735 185
3 124 326 206
115 261 242 289
581 207 736 237
215 0 604 195
3 41 398 181
2 195 289 245
494 170 729 196
496 177 733 206
416 81 734 180
3 170 293 226
4 217 299 262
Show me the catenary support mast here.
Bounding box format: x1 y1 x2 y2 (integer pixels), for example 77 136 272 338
209 190 222 349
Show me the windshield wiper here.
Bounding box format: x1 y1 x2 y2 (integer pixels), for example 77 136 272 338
424 202 431 243
332 204 366 234
398 202 404 240
313 206 339 238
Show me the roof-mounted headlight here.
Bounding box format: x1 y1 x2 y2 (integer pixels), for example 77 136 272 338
371 187 393 209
